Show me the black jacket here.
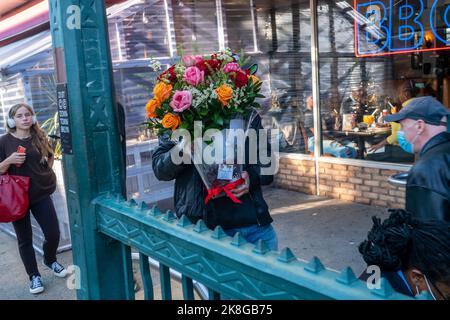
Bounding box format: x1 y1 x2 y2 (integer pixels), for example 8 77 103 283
406 132 450 221
152 113 274 230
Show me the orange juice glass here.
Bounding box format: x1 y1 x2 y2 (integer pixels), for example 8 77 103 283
363 115 374 126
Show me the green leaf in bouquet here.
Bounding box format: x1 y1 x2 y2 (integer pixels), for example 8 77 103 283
199 108 209 116
248 64 258 75
179 122 190 130
256 94 265 98
212 113 223 126
183 111 193 123
155 107 165 118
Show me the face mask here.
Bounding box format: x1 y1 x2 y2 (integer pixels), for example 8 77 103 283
397 131 414 154
414 274 437 300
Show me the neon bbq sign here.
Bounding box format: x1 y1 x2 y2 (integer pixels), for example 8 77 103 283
354 0 450 57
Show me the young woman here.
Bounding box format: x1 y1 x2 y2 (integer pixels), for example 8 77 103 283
0 103 67 294
359 209 450 300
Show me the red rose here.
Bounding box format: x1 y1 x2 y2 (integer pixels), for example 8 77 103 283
195 61 208 74
195 59 220 76
205 59 221 71
234 71 249 88
158 65 177 83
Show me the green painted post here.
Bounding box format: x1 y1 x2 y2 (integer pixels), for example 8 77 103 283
159 264 172 300
139 253 154 300
48 0 129 299
181 275 194 300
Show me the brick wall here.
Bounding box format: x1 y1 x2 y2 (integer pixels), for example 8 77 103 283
274 156 409 208
275 157 317 195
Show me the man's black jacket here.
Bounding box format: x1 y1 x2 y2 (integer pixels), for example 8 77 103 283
152 113 274 230
406 132 450 221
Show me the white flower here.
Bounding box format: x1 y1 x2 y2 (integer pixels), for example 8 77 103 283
149 57 162 71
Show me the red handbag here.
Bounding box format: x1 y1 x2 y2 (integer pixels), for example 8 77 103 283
0 173 30 223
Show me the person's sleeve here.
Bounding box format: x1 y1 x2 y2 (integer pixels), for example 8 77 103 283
386 122 401 145
244 114 274 189
0 138 5 163
406 186 450 221
152 140 188 181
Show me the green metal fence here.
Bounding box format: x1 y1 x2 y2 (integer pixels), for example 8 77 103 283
93 193 418 300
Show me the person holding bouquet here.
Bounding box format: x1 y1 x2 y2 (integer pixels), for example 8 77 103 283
149 50 278 250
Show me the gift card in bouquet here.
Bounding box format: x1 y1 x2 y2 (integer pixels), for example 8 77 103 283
217 164 234 180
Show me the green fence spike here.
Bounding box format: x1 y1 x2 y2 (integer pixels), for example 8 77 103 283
149 205 162 217
231 232 246 247
163 210 176 222
252 239 270 255
371 278 394 298
115 194 125 202
211 226 227 239
336 267 358 285
304 256 325 274
193 220 208 233
139 202 148 211
277 248 297 263
177 215 192 227
126 199 138 207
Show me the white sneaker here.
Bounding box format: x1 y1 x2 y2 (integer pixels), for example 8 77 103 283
43 260 68 278
30 275 44 294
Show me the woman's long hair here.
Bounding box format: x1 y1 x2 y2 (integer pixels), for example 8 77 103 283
7 103 53 164
359 209 450 285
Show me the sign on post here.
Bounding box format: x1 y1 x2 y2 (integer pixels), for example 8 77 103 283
56 83 73 154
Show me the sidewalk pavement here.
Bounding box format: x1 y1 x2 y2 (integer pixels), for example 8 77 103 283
0 187 389 300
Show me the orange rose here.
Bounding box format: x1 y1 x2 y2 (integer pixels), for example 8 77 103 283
153 82 173 103
249 75 260 84
161 113 181 130
145 99 160 118
216 84 233 106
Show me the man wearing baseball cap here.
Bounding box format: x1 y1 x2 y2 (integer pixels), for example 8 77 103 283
384 96 450 221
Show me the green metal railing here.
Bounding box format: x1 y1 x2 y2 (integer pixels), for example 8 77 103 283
93 194 419 300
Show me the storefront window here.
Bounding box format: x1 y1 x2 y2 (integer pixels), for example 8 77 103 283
113 66 159 140
224 0 313 154
108 0 172 61
171 0 220 54
316 0 450 163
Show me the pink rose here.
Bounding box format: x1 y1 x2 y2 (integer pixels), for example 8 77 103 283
193 55 204 65
170 90 192 112
182 55 196 67
223 62 240 73
183 66 204 86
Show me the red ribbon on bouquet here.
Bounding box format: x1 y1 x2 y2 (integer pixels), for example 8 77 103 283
204 178 246 204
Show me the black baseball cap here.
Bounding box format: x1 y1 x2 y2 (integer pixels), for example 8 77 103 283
384 96 450 125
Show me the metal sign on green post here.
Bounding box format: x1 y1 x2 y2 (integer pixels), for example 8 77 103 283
48 0 129 299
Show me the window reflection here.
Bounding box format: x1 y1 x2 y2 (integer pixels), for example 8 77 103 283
317 0 450 163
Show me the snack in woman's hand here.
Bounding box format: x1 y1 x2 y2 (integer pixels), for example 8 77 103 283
16 146 26 167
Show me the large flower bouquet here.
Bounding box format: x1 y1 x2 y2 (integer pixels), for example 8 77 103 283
145 49 264 203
